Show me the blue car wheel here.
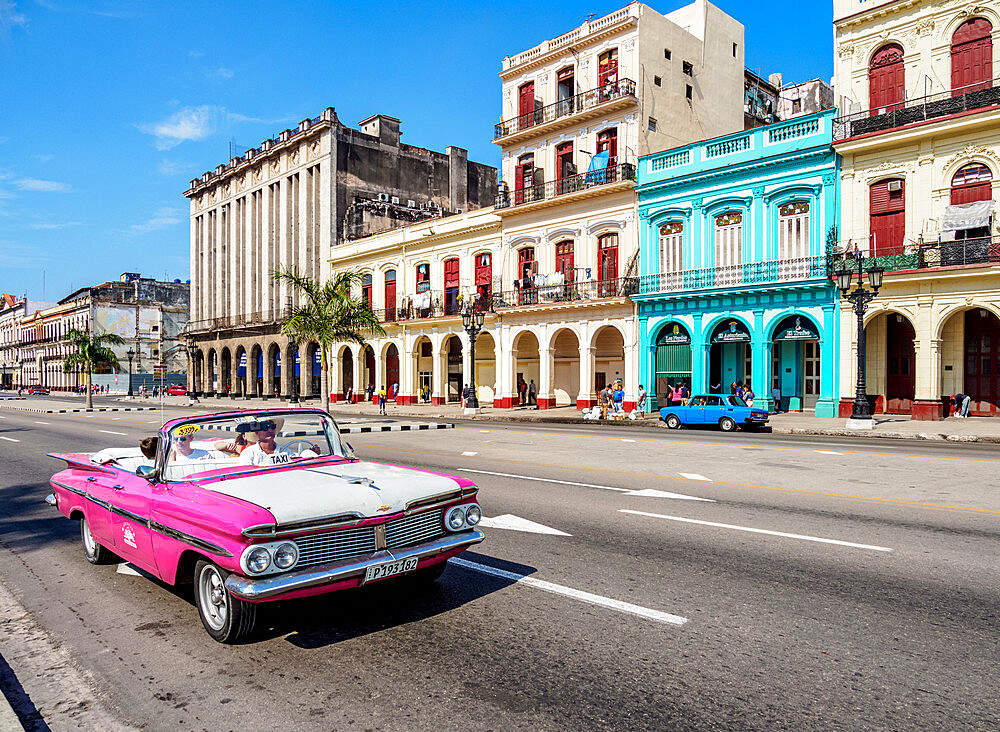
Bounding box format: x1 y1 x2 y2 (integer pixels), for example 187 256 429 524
665 414 682 429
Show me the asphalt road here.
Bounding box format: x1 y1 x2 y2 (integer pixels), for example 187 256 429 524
0 404 998 730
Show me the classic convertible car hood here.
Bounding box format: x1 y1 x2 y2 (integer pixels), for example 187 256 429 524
201 461 465 525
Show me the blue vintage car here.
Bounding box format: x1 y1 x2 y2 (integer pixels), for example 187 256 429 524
659 394 769 432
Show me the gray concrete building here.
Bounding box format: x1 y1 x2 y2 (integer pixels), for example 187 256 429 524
184 107 496 399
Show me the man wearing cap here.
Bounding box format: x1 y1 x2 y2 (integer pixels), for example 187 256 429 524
239 418 318 466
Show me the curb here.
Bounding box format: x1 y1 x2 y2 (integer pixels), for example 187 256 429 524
0 405 159 415
340 423 454 434
0 657 22 732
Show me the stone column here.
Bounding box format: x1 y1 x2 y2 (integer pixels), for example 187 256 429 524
494 331 509 408
623 337 637 410
911 337 943 420
352 348 365 403
262 346 275 399
577 346 596 409
432 345 447 406
537 347 554 408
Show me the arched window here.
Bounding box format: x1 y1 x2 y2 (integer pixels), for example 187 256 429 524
598 48 618 87
714 212 743 271
777 201 810 261
515 153 535 204
658 222 683 277
555 240 574 277
598 233 619 296
415 263 430 293
951 164 993 204
443 258 460 315
869 44 905 114
952 18 993 94
869 179 905 254
557 66 575 117
474 252 492 310
384 269 396 322
517 247 536 304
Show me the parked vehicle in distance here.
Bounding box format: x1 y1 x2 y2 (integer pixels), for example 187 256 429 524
659 394 768 432
27 386 49 395
47 409 484 643
165 385 186 396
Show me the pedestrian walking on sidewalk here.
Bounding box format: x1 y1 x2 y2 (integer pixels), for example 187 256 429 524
378 386 387 415
637 384 647 419
528 379 536 406
771 385 782 413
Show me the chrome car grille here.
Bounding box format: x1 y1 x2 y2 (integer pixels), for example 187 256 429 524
294 509 446 570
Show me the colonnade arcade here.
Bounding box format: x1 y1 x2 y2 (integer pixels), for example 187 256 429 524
188 338 324 399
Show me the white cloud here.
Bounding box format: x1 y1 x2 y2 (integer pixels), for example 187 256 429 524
0 1 27 36
130 206 183 235
138 105 292 150
30 220 82 230
205 66 234 81
32 153 53 162
14 177 71 192
157 159 192 177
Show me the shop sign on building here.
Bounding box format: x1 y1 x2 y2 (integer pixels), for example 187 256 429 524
712 321 751 343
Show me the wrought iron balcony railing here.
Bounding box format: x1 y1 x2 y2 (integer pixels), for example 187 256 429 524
638 256 830 295
494 277 637 308
833 77 1000 141
495 162 635 210
184 309 289 334
835 236 1000 273
494 79 637 139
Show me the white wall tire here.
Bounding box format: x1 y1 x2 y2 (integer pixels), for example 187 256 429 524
194 560 257 644
81 516 119 565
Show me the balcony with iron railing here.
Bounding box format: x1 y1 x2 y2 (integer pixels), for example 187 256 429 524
495 162 636 213
184 309 290 335
833 77 1000 142
494 79 637 142
637 256 831 296
834 236 1000 274
494 277 637 308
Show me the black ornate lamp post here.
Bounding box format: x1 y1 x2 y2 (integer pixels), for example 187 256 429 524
836 252 885 427
126 348 135 399
461 301 487 414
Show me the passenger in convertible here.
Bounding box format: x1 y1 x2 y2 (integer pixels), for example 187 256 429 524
238 419 318 466
171 433 215 462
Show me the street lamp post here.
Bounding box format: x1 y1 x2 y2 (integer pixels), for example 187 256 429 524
836 252 885 430
126 348 135 399
460 299 487 415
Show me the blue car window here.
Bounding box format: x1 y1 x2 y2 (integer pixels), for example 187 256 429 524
704 396 723 406
729 395 747 407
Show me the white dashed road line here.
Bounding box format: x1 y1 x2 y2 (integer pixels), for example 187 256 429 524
679 473 712 482
452 557 687 626
98 430 128 436
619 509 894 551
0 436 20 442
621 438 636 442
459 468 628 492
815 450 842 455
33 421 50 425
462 451 478 456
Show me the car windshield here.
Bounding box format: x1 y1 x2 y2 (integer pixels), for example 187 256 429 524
162 412 348 481
729 395 748 407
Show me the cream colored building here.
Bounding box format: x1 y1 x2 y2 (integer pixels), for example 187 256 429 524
833 0 1000 419
490 0 746 409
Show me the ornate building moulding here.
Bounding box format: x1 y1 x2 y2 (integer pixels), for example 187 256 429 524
944 144 1000 171
586 218 625 234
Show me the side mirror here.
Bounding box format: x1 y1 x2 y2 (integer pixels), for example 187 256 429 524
135 465 157 481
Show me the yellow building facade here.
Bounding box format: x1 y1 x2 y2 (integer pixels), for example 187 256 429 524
833 0 1000 419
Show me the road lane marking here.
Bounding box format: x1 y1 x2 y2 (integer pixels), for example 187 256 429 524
478 514 571 536
0 436 19 442
375 446 1000 516
621 438 636 442
679 473 711 481
815 450 842 455
451 557 687 626
98 430 127 436
33 421 50 425
462 451 478 456
622 488 715 502
459 468 627 492
619 509 894 552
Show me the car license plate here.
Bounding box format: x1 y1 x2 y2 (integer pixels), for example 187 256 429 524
363 557 418 584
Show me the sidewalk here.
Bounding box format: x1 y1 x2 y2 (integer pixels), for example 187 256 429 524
102 392 1000 444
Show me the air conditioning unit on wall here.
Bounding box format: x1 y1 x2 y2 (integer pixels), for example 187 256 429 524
887 180 902 192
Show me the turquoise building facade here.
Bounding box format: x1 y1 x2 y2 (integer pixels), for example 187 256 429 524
635 109 840 417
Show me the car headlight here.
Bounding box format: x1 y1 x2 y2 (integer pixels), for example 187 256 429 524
446 506 467 531
465 504 481 526
273 542 298 570
247 547 271 574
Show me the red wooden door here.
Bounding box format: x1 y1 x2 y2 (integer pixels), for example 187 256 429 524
597 128 618 165
869 44 905 114
517 247 535 304
870 179 905 254
515 154 533 204
598 234 618 296
384 270 396 322
555 240 574 276
952 18 993 94
518 82 535 126
386 346 399 397
965 309 1000 415
474 253 491 310
885 316 915 413
443 258 460 315
599 49 618 86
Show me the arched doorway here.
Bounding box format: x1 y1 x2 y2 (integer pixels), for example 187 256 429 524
551 329 580 407
290 344 301 397
869 43 904 114
593 325 625 402
341 346 354 401
952 18 992 94
269 344 281 398
865 312 915 414
251 345 263 397
473 331 496 406
962 308 1000 416
309 343 321 397
208 350 218 394
363 345 375 401
512 331 539 406
709 319 752 394
652 321 692 410
385 343 400 400
233 347 246 396
770 314 822 412
220 348 232 395
412 336 433 403
444 335 463 402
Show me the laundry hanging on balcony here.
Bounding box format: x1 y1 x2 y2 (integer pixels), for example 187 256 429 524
941 200 993 231
585 150 611 184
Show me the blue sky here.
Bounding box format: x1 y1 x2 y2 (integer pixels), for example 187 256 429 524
0 0 833 302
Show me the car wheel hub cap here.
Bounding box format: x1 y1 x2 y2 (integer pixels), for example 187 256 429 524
201 570 228 629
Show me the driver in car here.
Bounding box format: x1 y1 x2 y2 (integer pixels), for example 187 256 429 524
238 419 318 466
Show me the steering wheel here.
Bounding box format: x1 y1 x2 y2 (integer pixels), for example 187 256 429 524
284 439 319 457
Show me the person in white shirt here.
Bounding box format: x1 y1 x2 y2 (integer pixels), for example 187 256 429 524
238 418 318 466
171 433 215 462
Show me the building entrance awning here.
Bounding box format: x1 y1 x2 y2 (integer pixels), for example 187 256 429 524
942 200 993 231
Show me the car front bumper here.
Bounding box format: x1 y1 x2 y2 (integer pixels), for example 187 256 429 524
225 529 486 600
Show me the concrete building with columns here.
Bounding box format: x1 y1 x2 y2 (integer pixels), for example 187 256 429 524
182 107 496 399
488 0 747 409
832 0 1000 418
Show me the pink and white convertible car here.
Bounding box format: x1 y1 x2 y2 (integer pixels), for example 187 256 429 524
47 409 484 643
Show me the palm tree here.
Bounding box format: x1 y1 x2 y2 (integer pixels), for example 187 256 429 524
273 267 385 414
63 328 125 409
